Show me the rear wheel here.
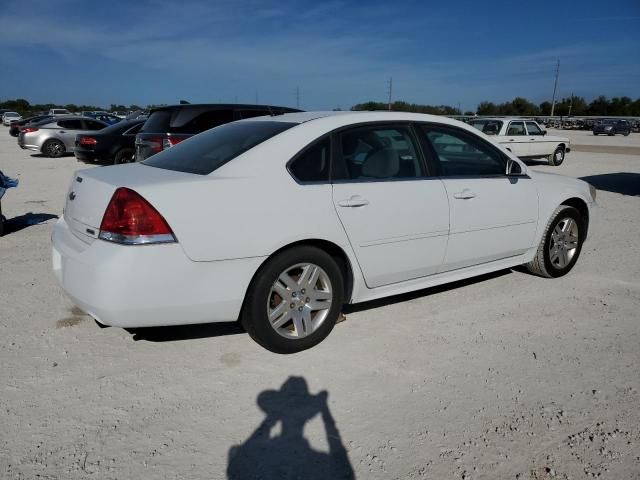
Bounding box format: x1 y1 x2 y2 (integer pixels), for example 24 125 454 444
113 148 135 165
42 139 65 158
526 205 585 278
548 146 565 166
241 246 344 354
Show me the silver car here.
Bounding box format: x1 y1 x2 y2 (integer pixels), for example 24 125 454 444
18 116 107 158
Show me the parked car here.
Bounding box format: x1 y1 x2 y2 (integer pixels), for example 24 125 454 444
8 115 52 137
592 119 631 136
75 119 144 164
2 112 22 126
48 108 72 117
52 111 596 353
18 116 107 157
86 113 122 125
467 118 570 165
134 103 300 161
113 111 127 119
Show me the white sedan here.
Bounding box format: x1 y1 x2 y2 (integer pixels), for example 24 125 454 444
52 111 596 353
467 118 571 166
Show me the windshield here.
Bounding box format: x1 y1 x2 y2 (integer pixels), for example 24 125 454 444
143 121 297 175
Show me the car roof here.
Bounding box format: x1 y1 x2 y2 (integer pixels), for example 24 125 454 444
149 103 301 113
243 110 471 129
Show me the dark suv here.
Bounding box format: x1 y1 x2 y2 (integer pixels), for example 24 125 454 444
592 119 632 136
134 104 301 161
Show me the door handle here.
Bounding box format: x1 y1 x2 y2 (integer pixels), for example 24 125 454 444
338 196 369 207
59 130 66 133
453 189 476 200
508 139 514 141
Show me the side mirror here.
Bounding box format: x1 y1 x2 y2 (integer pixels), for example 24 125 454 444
506 159 525 176
542 130 547 136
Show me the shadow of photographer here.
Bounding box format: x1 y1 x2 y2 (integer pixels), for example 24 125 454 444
227 376 355 479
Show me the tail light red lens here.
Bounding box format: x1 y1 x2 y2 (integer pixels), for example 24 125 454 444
162 136 185 149
98 187 176 245
22 127 38 133
79 136 97 146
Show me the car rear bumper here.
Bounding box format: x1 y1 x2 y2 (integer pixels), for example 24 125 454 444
74 148 110 162
52 217 265 328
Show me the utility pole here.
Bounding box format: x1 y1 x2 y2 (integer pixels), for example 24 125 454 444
550 59 560 117
567 93 573 118
387 77 393 111
296 87 300 109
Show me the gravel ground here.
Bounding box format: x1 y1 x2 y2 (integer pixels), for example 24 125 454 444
1 127 639 479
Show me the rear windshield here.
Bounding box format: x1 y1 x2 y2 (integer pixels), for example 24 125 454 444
99 120 143 135
140 108 235 134
142 121 297 175
468 120 503 135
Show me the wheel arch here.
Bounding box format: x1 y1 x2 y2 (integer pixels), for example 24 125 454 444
561 197 589 239
239 239 357 322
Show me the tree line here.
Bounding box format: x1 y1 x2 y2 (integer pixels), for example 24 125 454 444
353 95 640 117
3 95 640 118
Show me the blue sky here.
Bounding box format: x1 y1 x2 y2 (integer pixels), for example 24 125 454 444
1 0 639 111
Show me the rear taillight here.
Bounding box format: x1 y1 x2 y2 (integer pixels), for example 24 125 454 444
22 127 38 133
79 136 97 146
98 187 176 245
148 137 164 153
162 136 185 149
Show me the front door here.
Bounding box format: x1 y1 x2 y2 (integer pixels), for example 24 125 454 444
419 124 539 271
502 120 529 158
331 124 450 288
56 119 85 150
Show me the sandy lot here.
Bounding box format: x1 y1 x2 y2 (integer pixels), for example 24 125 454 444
1 127 639 479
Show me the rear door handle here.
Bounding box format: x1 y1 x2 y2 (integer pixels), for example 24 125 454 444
453 189 476 200
338 196 369 207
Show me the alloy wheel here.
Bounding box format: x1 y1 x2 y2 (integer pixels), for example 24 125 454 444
548 217 579 269
266 263 333 339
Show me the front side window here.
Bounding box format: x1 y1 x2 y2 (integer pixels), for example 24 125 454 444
506 121 526 136
288 138 330 183
421 126 505 177
333 125 424 181
525 122 543 135
143 121 297 175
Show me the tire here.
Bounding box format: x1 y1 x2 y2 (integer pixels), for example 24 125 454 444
42 139 65 158
548 146 565 166
241 245 345 354
526 205 585 278
593 132 598 135
113 148 135 165
624 131 630 136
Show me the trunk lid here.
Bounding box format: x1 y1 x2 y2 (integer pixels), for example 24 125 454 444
64 163 198 244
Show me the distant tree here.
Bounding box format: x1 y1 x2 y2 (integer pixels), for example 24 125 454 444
587 96 609 116
476 101 499 115
539 101 552 115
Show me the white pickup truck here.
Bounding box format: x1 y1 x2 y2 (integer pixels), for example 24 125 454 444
468 118 570 166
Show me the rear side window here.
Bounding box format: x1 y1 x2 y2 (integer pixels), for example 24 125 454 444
143 121 297 175
288 138 331 183
58 119 83 129
83 120 105 130
506 121 526 135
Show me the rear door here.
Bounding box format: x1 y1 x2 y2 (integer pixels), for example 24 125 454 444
419 124 538 271
56 119 85 149
331 123 450 288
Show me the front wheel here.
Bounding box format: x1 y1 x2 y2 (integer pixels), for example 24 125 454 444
241 246 344 353
526 205 585 278
548 146 565 166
